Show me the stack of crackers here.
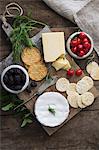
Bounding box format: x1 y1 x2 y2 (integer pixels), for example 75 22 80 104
21 47 47 81
56 76 95 109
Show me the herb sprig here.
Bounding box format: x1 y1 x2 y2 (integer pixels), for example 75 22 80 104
0 89 33 127
10 15 46 62
48 105 56 116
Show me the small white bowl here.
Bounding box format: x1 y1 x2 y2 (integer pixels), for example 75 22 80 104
1 65 29 94
66 32 94 59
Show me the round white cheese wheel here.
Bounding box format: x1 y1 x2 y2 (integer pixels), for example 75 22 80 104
35 92 69 127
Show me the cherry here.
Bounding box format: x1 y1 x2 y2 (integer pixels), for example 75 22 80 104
70 39 78 47
79 32 86 39
78 44 83 50
83 38 89 43
67 69 74 76
77 38 81 44
78 50 85 57
83 42 91 50
71 47 78 53
83 48 89 54
75 69 83 76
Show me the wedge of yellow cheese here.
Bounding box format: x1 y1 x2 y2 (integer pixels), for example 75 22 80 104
52 57 71 71
42 32 65 62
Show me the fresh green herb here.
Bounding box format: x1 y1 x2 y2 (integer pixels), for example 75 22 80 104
21 118 33 127
2 103 15 111
0 89 33 127
48 106 55 116
10 15 46 62
46 73 53 83
21 112 33 127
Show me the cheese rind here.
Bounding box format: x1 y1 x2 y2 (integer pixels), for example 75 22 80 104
42 32 65 62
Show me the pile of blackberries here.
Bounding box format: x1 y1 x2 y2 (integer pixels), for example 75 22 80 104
3 68 26 91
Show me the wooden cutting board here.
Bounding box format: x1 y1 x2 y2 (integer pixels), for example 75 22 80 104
18 28 99 136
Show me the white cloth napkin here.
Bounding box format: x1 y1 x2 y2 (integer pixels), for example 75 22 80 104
43 0 99 56
43 0 90 22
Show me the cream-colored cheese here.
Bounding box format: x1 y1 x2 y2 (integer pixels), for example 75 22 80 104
52 57 71 71
42 32 65 62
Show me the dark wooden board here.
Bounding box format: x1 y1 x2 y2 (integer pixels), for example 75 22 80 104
0 0 99 149
18 28 99 136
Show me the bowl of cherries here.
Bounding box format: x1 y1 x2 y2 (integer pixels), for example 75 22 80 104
1 65 29 94
66 32 94 59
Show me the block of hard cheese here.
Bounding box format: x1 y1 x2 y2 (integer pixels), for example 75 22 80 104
42 32 65 62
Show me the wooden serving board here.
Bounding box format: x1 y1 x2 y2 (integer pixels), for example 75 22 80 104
18 28 99 136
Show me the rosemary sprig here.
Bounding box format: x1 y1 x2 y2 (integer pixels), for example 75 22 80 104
48 106 56 116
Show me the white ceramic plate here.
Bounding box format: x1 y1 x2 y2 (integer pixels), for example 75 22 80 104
35 92 69 127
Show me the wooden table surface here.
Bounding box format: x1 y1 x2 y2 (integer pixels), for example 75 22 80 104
0 0 99 150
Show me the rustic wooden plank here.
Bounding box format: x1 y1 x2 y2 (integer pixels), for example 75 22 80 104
17 27 99 135
0 0 99 149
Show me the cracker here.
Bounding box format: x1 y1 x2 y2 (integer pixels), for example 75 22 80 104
76 80 90 94
91 67 99 80
67 92 79 108
66 83 77 95
86 61 98 74
56 78 70 92
28 62 47 81
76 76 94 94
82 76 94 89
21 47 41 65
77 96 86 109
81 92 94 106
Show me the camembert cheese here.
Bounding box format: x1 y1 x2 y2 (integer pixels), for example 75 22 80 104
42 32 65 62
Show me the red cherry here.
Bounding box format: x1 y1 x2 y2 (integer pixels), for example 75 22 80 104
70 39 78 47
78 44 83 50
83 38 89 43
67 69 74 76
83 48 89 54
79 50 85 57
83 42 91 49
71 47 78 53
77 38 81 44
75 69 83 76
79 32 86 39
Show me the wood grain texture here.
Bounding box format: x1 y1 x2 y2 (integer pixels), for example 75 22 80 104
0 0 99 150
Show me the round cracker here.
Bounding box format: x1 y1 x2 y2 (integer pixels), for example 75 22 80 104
90 67 99 80
21 47 41 65
86 61 98 74
28 62 47 81
82 76 94 89
81 92 94 106
67 92 79 108
76 80 90 94
77 96 86 109
66 83 77 95
56 78 70 92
